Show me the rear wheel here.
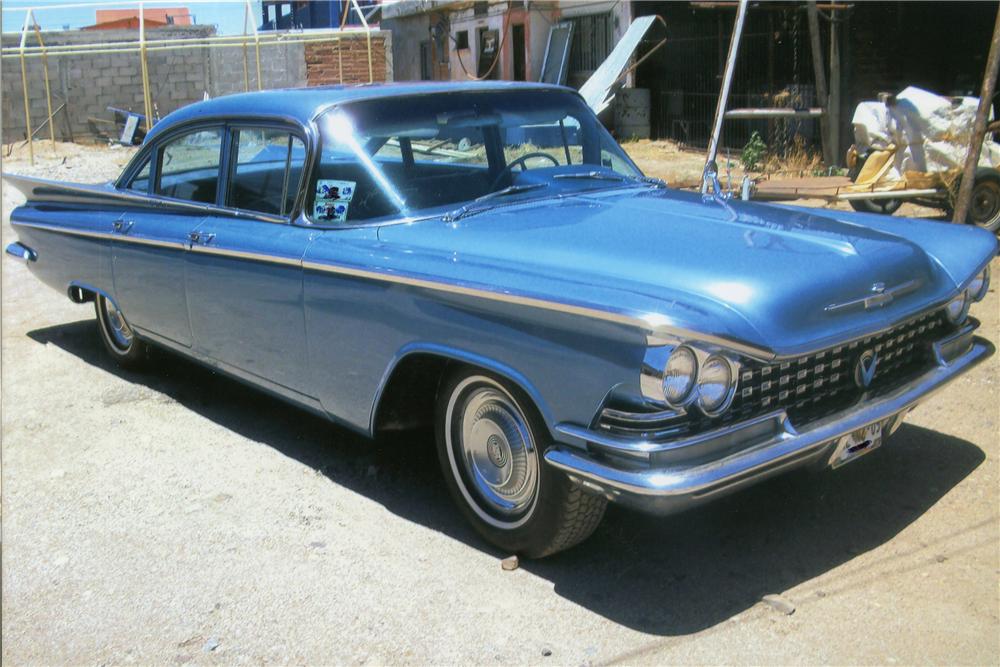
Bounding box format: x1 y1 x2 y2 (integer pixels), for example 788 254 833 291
95 294 147 368
435 368 606 558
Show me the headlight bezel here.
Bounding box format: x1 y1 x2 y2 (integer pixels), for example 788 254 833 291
696 353 739 416
641 343 741 415
662 345 699 408
967 266 990 303
944 289 970 324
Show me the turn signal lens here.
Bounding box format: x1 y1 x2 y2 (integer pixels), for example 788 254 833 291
944 290 970 324
663 346 697 406
968 266 990 302
697 355 735 415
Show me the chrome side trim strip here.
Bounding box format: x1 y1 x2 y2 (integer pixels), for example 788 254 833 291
301 258 775 357
13 221 186 250
11 221 963 363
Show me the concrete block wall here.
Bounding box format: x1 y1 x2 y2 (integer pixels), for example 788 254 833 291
2 26 216 143
2 28 386 143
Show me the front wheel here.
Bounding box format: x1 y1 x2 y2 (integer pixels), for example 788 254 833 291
95 294 147 369
436 369 606 558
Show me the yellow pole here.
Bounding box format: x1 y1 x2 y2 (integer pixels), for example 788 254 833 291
18 12 34 165
30 13 57 151
139 3 154 132
242 2 250 91
337 35 344 83
248 0 262 90
366 30 373 83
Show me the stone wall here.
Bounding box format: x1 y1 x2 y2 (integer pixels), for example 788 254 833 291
2 27 390 143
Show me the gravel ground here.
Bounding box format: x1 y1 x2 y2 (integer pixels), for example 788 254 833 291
2 143 998 665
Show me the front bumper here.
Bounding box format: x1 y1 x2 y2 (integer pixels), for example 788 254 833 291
545 326 994 516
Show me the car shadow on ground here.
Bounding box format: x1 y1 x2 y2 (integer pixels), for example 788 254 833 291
27 319 987 636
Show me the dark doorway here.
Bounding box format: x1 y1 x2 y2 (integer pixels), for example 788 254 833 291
512 24 526 81
419 40 432 80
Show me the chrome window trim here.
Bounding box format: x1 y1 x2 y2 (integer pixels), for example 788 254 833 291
114 112 316 224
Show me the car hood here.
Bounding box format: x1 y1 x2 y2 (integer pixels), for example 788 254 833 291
376 187 997 358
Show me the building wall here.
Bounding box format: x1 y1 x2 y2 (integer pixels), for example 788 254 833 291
304 31 392 85
2 27 389 143
382 0 632 86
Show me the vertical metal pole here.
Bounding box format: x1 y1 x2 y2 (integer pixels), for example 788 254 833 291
18 12 34 165
351 0 374 83
30 12 57 151
242 2 250 91
828 13 841 167
139 3 154 133
703 0 748 194
248 0 263 90
953 5 1000 224
337 35 344 83
807 1 833 166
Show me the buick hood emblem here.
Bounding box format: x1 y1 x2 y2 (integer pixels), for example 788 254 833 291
855 349 879 388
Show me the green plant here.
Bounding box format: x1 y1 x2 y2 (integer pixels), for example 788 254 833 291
740 131 767 172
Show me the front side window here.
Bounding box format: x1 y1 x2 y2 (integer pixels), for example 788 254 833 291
127 157 151 193
312 90 642 224
228 127 306 216
156 128 223 204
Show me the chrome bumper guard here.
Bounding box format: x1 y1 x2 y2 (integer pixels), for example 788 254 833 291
545 326 994 516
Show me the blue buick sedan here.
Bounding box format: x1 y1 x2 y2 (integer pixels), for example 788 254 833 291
5 82 996 557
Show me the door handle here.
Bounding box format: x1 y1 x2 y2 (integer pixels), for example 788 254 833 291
188 231 215 245
112 220 134 233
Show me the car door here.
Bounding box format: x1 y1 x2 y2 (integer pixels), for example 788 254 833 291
184 124 314 396
111 127 223 348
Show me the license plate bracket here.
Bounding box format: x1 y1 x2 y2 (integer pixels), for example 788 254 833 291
830 421 883 468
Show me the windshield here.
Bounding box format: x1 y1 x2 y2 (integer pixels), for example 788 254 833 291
311 90 642 224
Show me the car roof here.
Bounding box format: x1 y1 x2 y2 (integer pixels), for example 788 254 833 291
144 81 576 143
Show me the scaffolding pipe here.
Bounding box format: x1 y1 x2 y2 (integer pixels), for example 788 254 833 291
3 29 376 60
19 11 34 165
351 0 374 82
702 0 748 194
139 3 154 132
30 15 57 151
3 36 369 59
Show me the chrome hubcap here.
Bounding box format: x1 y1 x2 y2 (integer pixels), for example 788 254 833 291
103 298 133 350
448 379 539 525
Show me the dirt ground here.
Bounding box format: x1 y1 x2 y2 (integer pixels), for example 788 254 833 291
2 142 998 665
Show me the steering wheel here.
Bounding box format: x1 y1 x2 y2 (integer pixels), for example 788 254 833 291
490 151 561 190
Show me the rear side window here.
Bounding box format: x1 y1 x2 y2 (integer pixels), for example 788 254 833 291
156 128 223 204
227 128 306 216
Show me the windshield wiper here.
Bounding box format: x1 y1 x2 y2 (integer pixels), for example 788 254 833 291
554 172 667 188
443 182 549 222
553 171 626 182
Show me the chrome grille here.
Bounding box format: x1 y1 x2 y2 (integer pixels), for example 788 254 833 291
597 310 950 440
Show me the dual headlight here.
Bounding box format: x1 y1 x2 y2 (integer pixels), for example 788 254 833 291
945 266 991 325
657 345 738 416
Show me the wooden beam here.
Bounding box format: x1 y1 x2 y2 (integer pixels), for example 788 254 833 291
953 5 1000 224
